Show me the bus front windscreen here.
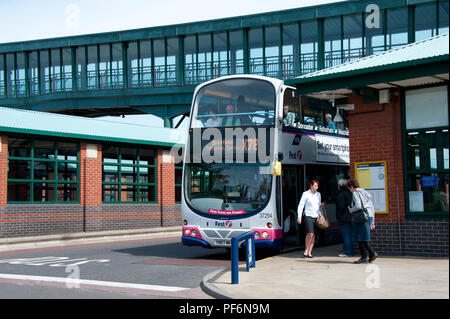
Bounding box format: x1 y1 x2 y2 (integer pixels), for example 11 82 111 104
184 163 272 216
192 78 276 128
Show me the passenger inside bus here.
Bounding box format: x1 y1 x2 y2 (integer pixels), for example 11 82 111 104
205 108 222 127
325 113 337 130
237 95 253 126
283 104 296 127
212 174 229 193
223 104 241 127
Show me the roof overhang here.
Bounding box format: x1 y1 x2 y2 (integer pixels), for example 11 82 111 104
285 57 448 100
285 33 449 100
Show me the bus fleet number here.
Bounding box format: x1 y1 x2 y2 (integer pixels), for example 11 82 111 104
259 213 272 219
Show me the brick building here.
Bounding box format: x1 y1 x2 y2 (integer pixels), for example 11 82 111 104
0 107 186 238
286 33 449 257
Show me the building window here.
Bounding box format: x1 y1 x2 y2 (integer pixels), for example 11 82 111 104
7 138 79 203
300 20 318 75
324 17 342 68
415 3 438 42
282 23 300 79
405 86 449 216
102 145 157 203
387 7 408 49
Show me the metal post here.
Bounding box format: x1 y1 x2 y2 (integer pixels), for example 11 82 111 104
231 231 255 285
231 237 239 284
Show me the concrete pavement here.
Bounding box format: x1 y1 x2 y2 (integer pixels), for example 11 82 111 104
202 244 449 299
2 229 448 299
0 226 181 252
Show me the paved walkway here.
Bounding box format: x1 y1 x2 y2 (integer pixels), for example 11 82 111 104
2 230 448 299
0 227 181 252
202 244 449 299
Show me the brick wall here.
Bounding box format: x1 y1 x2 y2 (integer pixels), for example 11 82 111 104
0 138 182 238
348 91 448 257
372 220 449 257
0 135 7 207
80 143 102 207
158 149 181 227
348 91 405 224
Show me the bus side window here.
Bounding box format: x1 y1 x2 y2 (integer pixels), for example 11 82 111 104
283 88 300 127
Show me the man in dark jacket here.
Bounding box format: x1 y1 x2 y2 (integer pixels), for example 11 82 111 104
336 179 354 257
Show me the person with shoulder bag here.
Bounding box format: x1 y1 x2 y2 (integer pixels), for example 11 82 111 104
347 178 378 264
297 179 325 258
336 178 354 257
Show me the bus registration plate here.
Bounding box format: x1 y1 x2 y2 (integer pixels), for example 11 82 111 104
215 239 231 246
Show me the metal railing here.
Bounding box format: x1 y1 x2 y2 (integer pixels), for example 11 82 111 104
231 230 255 285
0 46 387 98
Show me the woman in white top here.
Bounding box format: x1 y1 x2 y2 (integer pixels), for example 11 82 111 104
205 108 222 127
297 179 324 258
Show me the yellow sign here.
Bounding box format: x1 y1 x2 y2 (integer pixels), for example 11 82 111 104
272 161 281 176
355 161 389 214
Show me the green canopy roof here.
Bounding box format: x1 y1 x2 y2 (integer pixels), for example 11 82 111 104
285 33 449 99
0 107 187 147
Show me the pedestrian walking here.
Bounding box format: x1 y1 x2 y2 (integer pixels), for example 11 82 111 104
336 178 354 257
297 179 325 258
347 178 378 264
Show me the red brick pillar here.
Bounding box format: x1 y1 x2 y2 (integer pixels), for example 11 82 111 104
157 149 176 226
348 90 405 223
79 143 102 207
0 135 7 207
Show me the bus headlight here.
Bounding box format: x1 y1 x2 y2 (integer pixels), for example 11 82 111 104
184 229 191 236
191 230 197 237
254 232 260 239
262 231 269 239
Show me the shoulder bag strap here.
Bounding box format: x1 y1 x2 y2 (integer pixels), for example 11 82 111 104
356 191 366 209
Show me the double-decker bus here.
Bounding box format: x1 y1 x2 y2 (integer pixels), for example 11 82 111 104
180 74 349 251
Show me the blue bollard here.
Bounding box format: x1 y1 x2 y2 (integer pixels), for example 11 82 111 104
231 231 255 284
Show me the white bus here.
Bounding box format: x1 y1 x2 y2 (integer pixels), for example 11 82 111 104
180 75 349 251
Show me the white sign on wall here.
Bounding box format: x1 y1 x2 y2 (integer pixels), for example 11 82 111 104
315 134 350 164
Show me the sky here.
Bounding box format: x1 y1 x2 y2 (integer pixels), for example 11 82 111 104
0 0 346 127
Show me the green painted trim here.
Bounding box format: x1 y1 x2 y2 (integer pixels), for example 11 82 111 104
408 5 416 44
13 53 17 98
101 201 158 204
0 85 195 110
400 88 411 217
71 47 77 91
101 144 159 203
0 126 184 147
96 44 100 90
7 201 80 204
178 36 185 86
243 29 249 74
151 39 155 88
317 19 324 70
401 86 450 218
7 138 81 204
25 51 30 97
2 54 6 99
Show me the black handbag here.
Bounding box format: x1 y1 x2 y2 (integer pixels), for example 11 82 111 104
351 192 370 224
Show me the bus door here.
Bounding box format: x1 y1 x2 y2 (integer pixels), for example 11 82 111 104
281 165 304 246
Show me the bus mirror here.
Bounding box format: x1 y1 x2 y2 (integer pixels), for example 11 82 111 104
272 161 282 176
